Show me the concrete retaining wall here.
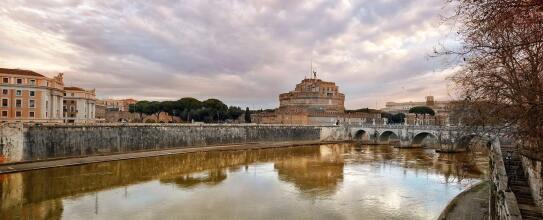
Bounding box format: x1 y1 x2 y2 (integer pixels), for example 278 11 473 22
0 123 347 163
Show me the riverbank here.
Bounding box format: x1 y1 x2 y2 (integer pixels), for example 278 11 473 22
0 140 351 174
438 180 490 220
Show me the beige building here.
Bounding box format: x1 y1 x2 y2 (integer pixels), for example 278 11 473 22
381 96 451 115
97 98 137 112
63 87 97 123
0 68 65 123
381 96 453 126
253 76 382 125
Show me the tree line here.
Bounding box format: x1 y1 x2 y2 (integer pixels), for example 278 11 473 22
129 97 250 123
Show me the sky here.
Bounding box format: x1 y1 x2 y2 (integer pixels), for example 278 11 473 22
0 0 460 109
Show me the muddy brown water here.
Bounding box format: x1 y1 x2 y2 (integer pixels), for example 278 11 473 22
0 143 488 220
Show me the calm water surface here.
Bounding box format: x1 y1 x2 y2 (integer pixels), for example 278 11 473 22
0 143 488 220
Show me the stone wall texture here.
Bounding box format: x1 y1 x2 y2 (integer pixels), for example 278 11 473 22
521 155 543 210
489 137 522 220
0 123 24 163
0 123 342 163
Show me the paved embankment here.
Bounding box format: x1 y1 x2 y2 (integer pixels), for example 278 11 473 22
0 140 349 174
438 181 490 220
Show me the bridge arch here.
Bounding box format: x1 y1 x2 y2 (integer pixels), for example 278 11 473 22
379 131 399 144
412 132 438 148
354 130 369 141
118 118 129 123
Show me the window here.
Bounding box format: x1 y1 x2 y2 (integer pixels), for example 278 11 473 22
16 90 21 96
29 111 35 118
29 100 35 108
15 111 21 117
1 98 7 107
2 77 8 84
2 89 7 95
15 99 22 108
29 79 36 85
30 91 35 96
46 100 48 109
16 78 22 84
1 111 7 117
71 93 74 96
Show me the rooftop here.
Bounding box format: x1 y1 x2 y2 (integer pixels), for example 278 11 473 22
0 68 45 77
64 86 86 91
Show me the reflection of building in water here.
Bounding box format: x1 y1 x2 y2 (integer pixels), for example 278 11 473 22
160 169 227 188
0 145 326 218
0 143 488 219
0 173 63 219
274 145 345 196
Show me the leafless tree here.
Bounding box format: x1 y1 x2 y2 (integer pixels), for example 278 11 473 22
442 0 543 155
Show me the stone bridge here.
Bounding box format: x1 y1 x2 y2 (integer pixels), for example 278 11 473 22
345 124 480 152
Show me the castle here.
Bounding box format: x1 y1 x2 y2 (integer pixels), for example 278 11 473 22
252 76 382 125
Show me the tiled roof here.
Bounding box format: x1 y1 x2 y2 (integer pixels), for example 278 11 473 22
0 68 45 77
64 86 85 91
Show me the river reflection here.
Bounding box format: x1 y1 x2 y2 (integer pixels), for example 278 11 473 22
0 143 487 220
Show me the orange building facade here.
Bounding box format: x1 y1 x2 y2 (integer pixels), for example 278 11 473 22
0 68 65 123
0 68 97 124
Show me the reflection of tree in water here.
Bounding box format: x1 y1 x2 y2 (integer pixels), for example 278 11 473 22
160 169 227 189
434 152 487 183
274 145 345 197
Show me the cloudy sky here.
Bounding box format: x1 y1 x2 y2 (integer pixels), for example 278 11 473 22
0 0 459 109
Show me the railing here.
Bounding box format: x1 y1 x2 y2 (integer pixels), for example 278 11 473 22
343 122 459 131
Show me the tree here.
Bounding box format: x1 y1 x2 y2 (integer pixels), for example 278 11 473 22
227 106 243 121
202 99 228 122
408 106 435 116
132 101 150 120
441 0 543 154
381 112 406 124
177 97 202 121
161 101 177 122
244 107 251 123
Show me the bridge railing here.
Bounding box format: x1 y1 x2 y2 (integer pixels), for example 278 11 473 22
343 123 459 131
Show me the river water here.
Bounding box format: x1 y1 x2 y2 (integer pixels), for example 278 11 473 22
0 143 488 220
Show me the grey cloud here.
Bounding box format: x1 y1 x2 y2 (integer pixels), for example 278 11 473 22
0 0 456 109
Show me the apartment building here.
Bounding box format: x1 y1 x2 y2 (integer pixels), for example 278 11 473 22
63 87 97 123
0 68 64 123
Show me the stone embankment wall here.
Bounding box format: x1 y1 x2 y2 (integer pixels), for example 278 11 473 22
0 123 349 164
0 123 24 163
489 137 522 220
521 154 543 210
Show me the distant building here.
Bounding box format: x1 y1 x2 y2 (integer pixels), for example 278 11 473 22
252 76 382 125
381 96 453 126
0 68 65 123
97 98 137 112
381 96 451 114
63 87 97 123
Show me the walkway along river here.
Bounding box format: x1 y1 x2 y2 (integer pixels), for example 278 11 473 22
0 143 488 220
